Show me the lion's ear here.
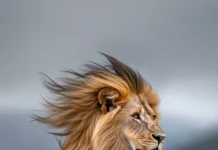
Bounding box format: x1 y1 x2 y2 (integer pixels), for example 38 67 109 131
98 87 121 114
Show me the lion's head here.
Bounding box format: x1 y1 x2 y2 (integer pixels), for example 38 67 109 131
33 53 165 150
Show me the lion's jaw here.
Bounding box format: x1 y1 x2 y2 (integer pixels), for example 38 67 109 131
92 95 165 150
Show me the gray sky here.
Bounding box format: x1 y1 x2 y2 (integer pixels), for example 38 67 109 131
0 0 218 150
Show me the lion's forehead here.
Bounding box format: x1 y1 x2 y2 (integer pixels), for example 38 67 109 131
128 95 154 115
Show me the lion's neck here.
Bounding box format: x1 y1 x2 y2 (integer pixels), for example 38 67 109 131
62 111 132 150
63 111 101 150
92 114 130 150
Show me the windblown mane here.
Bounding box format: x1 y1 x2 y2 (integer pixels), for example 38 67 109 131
33 53 159 150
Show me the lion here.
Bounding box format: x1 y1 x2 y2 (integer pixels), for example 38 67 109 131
33 53 166 150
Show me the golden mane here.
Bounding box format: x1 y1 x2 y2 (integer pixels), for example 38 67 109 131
33 53 160 150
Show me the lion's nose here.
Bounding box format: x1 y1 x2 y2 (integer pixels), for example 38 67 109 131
152 134 165 144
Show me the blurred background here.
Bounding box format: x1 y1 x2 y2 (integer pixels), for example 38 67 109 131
0 0 218 150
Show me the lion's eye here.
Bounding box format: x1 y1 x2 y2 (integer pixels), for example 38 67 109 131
152 115 157 121
132 113 140 120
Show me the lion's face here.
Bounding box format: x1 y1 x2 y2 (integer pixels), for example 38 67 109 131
117 95 165 150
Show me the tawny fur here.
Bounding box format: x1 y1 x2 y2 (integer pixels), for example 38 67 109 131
33 53 161 150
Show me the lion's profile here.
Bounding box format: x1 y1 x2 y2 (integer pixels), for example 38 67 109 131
33 53 165 150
